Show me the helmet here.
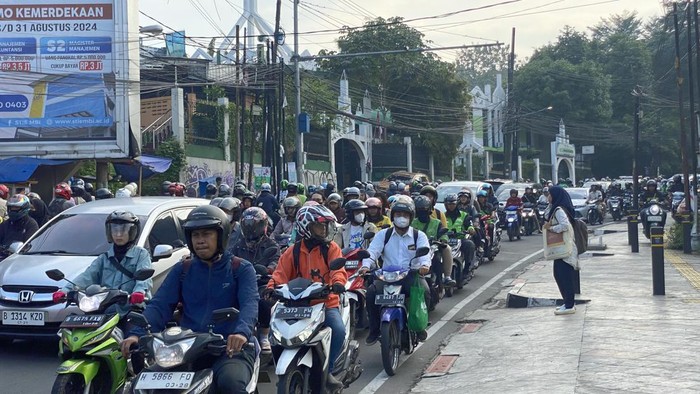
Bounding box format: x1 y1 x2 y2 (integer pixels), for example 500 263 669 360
413 195 433 213
7 194 30 221
205 183 217 196
477 190 488 198
85 183 94 194
105 211 140 244
308 185 316 194
397 182 406 191
444 193 458 204
217 184 231 197
345 187 360 199
168 183 185 197
27 192 41 201
390 199 415 221
387 195 398 205
115 188 131 198
287 183 298 193
0 184 8 199
458 190 471 199
389 181 397 191
242 191 255 202
325 182 335 192
326 193 342 205
480 183 492 191
125 183 138 196
344 199 368 215
365 197 382 209
210 197 224 206
283 196 302 217
295 204 338 243
161 181 172 195
260 183 272 193
647 179 657 188
240 207 269 242
297 183 305 195
54 182 72 200
280 179 289 190
354 180 364 188
71 178 85 191
211 197 243 222
542 187 549 194
95 188 114 200
182 205 231 256
420 185 437 199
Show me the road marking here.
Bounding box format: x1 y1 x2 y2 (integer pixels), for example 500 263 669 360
667 251 700 290
357 248 544 394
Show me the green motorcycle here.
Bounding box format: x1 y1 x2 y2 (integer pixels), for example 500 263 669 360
46 268 154 394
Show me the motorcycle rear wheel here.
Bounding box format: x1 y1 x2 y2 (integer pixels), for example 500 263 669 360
51 374 92 394
381 321 401 376
277 366 311 394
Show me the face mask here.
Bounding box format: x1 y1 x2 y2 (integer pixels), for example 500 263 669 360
416 211 430 221
354 213 365 223
393 216 410 228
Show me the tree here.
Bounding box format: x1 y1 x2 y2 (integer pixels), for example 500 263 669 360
141 138 187 196
455 44 510 87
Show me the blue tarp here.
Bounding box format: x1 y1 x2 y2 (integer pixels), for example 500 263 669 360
112 155 173 182
198 177 217 197
0 157 74 183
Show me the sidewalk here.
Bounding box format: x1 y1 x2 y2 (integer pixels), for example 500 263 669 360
411 221 700 394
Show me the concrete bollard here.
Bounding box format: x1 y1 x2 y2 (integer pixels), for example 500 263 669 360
650 226 665 296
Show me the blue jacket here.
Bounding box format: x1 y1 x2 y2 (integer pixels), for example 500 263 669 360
128 251 259 340
255 191 280 216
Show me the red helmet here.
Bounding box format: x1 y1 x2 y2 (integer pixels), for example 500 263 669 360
0 184 8 200
54 182 72 200
168 183 185 197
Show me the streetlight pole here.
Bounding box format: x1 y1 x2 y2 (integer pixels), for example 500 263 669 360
293 0 304 185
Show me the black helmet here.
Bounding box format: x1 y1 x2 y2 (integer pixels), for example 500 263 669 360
161 181 172 195
413 195 433 213
420 185 437 199
326 193 342 204
233 184 247 195
325 182 335 191
444 193 458 204
240 207 269 242
85 183 94 194
217 184 231 197
389 181 397 191
646 179 657 188
242 191 255 202
344 199 368 214
205 183 217 196
345 187 361 199
390 200 415 221
95 188 114 200
105 211 140 244
287 183 298 193
182 205 231 256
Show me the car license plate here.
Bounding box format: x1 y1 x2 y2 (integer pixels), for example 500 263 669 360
648 216 662 222
2 310 45 326
276 307 313 320
135 372 194 390
375 294 405 305
60 314 107 328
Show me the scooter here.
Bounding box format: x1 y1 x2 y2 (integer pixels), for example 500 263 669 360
641 200 667 239
445 231 467 297
45 268 154 394
271 258 362 394
505 206 521 242
479 214 501 262
608 197 623 221
373 247 431 376
126 308 261 394
425 229 450 311
671 192 685 222
587 202 602 225
537 202 548 228
521 203 537 236
343 247 372 339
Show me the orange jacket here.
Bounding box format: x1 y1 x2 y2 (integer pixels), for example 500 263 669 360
268 241 347 308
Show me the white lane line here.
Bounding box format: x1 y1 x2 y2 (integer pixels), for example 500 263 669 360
357 248 544 394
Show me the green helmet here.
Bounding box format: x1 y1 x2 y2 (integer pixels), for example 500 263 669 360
297 183 305 194
281 179 289 189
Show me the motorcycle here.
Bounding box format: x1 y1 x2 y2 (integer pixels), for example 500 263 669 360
45 268 154 394
445 231 469 297
505 206 521 242
125 308 261 394
623 194 634 215
587 202 603 225
425 229 450 311
372 247 431 376
270 257 362 394
521 203 537 236
671 192 685 221
479 214 501 262
608 196 623 221
641 200 667 239
537 202 548 228
342 246 371 338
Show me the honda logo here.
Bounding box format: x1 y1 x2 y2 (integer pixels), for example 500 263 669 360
18 290 34 304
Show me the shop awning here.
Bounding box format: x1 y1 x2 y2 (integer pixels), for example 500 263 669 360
112 155 172 182
0 157 74 183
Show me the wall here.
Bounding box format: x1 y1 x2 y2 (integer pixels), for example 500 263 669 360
183 157 236 187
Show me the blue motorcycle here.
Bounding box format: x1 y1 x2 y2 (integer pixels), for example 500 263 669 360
505 206 521 242
374 247 430 376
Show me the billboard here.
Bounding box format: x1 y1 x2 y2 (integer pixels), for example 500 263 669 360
0 0 139 159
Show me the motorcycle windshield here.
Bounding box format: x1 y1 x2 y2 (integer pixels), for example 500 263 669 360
382 265 407 273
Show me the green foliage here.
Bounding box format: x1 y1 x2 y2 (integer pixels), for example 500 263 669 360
666 222 683 250
141 138 187 196
456 45 510 87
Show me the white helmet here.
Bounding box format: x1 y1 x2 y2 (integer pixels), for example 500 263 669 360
115 188 131 198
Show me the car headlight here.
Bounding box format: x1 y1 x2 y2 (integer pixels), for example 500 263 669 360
78 292 109 313
153 337 196 368
649 205 661 215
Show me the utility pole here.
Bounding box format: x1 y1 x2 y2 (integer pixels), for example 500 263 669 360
272 0 282 194
293 0 304 185
507 27 515 180
692 0 700 249
686 2 699 250
632 88 641 211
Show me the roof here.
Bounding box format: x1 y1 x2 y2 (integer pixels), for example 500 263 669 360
61 197 208 217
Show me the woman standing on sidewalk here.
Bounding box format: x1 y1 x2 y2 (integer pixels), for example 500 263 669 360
543 186 578 315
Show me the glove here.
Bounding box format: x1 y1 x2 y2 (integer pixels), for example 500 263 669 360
52 291 66 304
262 288 275 300
129 292 145 304
331 283 345 294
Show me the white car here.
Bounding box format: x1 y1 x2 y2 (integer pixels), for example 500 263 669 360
434 181 487 212
567 188 593 221
0 197 208 340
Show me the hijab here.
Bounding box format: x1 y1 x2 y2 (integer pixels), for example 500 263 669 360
546 186 575 222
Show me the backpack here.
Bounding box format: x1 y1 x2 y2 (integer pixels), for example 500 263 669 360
292 240 329 278
571 219 588 255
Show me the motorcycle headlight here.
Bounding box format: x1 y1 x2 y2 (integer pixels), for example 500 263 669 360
294 311 324 345
153 337 196 368
78 292 109 313
649 205 661 215
380 270 407 283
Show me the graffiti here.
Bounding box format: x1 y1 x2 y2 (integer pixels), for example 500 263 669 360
184 162 235 187
304 170 336 187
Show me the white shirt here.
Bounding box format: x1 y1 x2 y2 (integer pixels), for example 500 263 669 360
362 227 431 270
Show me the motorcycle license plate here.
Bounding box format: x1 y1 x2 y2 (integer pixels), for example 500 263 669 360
345 260 359 270
448 238 459 247
276 307 313 319
2 310 45 326
375 294 405 305
135 372 194 390
60 314 107 328
648 216 662 222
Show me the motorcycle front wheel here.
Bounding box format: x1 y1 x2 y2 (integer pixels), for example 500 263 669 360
277 366 311 394
381 321 401 376
51 374 92 394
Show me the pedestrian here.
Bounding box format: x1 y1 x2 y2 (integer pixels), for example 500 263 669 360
542 185 578 315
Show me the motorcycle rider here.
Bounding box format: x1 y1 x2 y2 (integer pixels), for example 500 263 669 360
522 187 542 233
479 183 499 208
95 188 114 200
71 178 92 203
272 196 301 245
297 183 307 203
457 190 477 212
639 179 668 208
241 191 255 210
26 192 49 227
217 184 231 198
278 179 289 202
505 189 524 234
586 184 604 221
121 206 259 393
366 197 391 228
255 183 280 219
230 207 280 355
0 194 39 247
335 199 378 250
52 211 152 314
443 194 477 272
48 182 76 219
668 175 684 193
286 183 306 205
324 182 336 199
476 190 497 256
211 197 244 252
233 183 247 200
325 193 346 223
412 195 456 287
264 204 347 391
359 198 431 345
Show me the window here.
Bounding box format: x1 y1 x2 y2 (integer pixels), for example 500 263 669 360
147 212 182 253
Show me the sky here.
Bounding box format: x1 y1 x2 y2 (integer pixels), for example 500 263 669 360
139 0 664 63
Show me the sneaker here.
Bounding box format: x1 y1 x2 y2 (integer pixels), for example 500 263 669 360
365 333 380 346
443 276 457 287
259 337 272 354
326 374 344 392
416 330 428 341
554 305 576 315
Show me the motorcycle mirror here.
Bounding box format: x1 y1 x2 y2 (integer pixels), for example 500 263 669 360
127 312 149 328
414 247 430 258
212 307 239 324
329 257 347 271
133 269 155 281
437 227 449 238
45 269 65 282
254 264 269 276
363 232 376 240
262 247 278 260
355 250 371 260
